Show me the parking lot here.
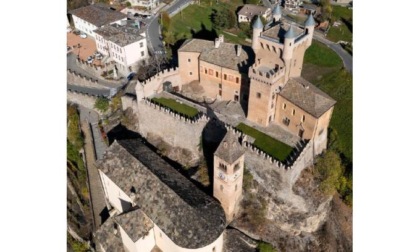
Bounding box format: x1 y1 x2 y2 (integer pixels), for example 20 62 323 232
67 32 103 66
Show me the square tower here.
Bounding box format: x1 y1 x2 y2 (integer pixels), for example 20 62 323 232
213 130 246 223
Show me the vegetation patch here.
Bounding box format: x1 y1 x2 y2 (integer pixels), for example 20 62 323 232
151 97 199 118
304 40 342 67
327 6 353 43
94 97 110 113
236 123 293 162
257 241 276 252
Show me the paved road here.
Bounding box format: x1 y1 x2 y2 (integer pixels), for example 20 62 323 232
79 106 108 160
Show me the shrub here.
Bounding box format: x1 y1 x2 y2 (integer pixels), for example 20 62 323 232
94 97 109 112
257 241 276 252
125 1 131 7
315 150 344 195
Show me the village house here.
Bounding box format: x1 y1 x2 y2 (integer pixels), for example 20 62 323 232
93 19 149 74
237 4 272 23
69 3 127 37
126 0 159 10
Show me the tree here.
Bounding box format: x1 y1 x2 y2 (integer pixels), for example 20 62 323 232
94 97 109 113
136 53 169 82
125 1 131 7
161 11 171 32
257 242 276 252
314 150 344 195
67 104 84 150
211 5 236 30
245 0 260 4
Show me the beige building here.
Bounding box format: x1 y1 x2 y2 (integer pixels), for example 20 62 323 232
237 4 272 23
94 139 226 252
177 13 335 155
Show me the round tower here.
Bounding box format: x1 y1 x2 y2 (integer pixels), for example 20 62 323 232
304 13 316 47
272 4 282 22
283 25 296 61
252 16 263 50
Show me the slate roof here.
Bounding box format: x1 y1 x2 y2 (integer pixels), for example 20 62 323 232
94 20 146 47
114 208 154 242
97 139 226 249
261 22 304 41
273 4 282 15
253 16 263 29
238 4 270 20
214 130 245 164
279 77 336 118
179 39 252 72
94 217 125 252
69 4 126 27
304 13 316 27
284 25 297 38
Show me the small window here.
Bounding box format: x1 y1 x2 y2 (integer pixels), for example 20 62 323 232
269 115 272 121
283 117 290 126
318 128 324 136
219 90 222 96
219 83 222 89
266 44 270 51
213 247 216 252
224 74 227 80
292 109 295 116
188 58 191 62
140 42 143 47
234 163 240 172
256 92 261 98
272 46 277 53
141 51 144 56
216 71 219 77
301 115 305 122
205 68 208 74
189 72 192 75
260 42 263 48
272 94 275 100
282 103 286 109
236 77 239 83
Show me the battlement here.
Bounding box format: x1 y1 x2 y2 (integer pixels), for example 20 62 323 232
67 69 101 88
138 67 179 86
141 98 210 125
248 63 284 85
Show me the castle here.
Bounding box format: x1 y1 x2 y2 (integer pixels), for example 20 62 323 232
92 9 337 252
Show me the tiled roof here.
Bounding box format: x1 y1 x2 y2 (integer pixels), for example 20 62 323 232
94 217 125 252
261 22 304 41
94 20 146 47
97 139 226 249
214 130 245 164
238 4 270 19
179 39 253 72
115 208 154 242
279 77 336 118
69 4 126 27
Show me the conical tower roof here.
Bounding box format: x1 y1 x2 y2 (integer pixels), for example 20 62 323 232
253 16 263 29
273 4 281 15
214 129 245 164
284 25 296 38
304 13 316 27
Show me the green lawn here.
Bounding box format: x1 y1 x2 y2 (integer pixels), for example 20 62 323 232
304 40 342 67
151 97 199 118
236 123 294 162
327 6 353 43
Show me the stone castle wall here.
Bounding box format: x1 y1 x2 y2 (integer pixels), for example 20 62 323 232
67 91 97 110
67 69 109 90
136 68 180 100
136 98 210 163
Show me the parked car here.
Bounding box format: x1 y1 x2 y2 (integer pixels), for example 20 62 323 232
127 72 136 81
80 33 87 39
87 56 94 64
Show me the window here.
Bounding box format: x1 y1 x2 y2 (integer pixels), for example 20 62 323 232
216 71 219 77
219 90 222 96
292 109 295 116
301 115 305 122
209 69 214 75
283 103 286 109
220 185 224 191
189 72 192 75
141 51 144 57
219 163 227 172
318 128 324 136
234 163 240 172
272 46 277 53
213 247 216 252
266 44 270 51
219 83 222 89
283 117 290 126
224 74 227 80
260 42 263 48
205 68 208 74
269 115 272 122
271 103 274 108
188 58 191 62
140 42 144 47
236 77 239 83
256 92 261 98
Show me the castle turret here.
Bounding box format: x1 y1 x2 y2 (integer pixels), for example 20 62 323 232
252 16 263 50
213 129 245 223
304 13 316 47
283 25 296 81
272 4 282 22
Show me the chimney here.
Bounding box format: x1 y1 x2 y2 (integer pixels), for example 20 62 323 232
219 34 224 43
236 45 242 57
215 38 220 48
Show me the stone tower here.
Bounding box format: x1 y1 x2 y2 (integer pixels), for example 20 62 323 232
272 4 282 22
213 129 246 223
304 13 316 47
252 16 263 50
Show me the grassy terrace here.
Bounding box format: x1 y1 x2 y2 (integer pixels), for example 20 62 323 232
327 6 353 43
236 123 294 162
151 97 199 118
303 40 352 161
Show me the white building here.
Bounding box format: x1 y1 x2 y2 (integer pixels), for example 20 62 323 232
93 20 149 74
127 0 159 10
69 4 127 37
237 4 271 23
94 139 226 252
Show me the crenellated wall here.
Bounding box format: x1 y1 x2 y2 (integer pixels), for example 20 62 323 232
67 69 108 90
135 68 180 100
136 98 210 163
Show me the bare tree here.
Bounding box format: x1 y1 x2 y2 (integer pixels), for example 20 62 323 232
136 51 169 82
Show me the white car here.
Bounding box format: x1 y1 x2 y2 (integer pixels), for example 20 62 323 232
80 33 87 39
87 56 94 64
